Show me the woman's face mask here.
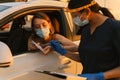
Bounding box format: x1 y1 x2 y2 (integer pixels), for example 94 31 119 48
73 16 89 27
36 27 50 38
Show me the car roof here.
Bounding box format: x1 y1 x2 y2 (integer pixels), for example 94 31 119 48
0 0 68 7
0 0 68 19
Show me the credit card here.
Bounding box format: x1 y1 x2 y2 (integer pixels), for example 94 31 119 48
32 40 45 53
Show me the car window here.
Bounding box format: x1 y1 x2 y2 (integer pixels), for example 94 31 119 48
2 10 65 55
0 8 80 55
23 11 64 34
22 15 33 31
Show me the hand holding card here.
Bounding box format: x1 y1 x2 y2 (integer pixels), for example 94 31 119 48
32 40 45 53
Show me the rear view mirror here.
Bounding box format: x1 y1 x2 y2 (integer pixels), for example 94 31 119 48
0 41 13 67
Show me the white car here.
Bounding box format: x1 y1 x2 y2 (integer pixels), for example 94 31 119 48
0 1 83 80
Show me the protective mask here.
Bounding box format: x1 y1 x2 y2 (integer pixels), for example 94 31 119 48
73 16 89 26
36 27 50 38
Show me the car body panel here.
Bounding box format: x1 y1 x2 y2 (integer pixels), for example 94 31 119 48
0 52 68 79
0 52 83 80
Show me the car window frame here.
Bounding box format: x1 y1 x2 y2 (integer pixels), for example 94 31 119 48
0 7 72 55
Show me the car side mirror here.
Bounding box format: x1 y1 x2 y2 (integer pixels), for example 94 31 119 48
0 41 13 67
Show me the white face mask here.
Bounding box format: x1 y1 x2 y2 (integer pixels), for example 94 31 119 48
73 16 89 26
36 27 50 38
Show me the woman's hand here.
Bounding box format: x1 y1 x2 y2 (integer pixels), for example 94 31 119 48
42 45 51 55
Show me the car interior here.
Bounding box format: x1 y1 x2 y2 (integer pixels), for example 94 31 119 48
0 10 67 56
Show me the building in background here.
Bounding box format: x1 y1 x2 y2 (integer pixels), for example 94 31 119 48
96 0 120 20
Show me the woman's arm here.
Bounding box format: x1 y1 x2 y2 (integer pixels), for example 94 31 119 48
52 34 78 52
104 66 120 79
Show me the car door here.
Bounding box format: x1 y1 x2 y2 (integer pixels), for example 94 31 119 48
0 2 84 80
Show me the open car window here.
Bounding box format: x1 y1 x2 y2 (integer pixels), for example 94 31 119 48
0 9 82 56
0 10 67 56
22 15 33 30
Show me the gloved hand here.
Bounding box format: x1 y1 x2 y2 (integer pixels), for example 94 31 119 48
49 40 67 55
78 72 104 80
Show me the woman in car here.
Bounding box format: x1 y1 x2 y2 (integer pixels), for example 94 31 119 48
28 12 76 54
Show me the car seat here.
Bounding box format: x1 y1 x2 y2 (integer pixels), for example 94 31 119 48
7 17 30 55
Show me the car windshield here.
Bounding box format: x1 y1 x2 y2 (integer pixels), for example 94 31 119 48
0 5 11 12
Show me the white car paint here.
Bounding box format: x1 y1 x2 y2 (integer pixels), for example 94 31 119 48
0 51 83 80
0 1 68 19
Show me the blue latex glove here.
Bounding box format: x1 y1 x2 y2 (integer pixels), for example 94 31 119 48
78 72 104 80
49 40 67 55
